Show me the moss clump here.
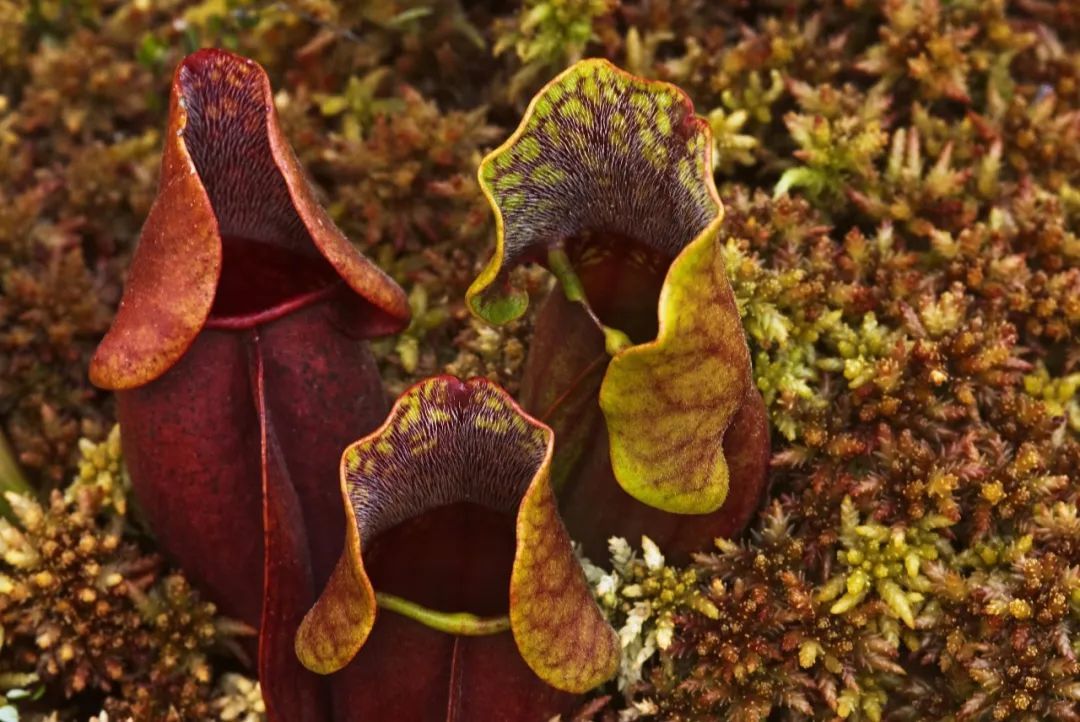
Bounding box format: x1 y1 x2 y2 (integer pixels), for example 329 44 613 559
0 437 252 719
64 425 128 516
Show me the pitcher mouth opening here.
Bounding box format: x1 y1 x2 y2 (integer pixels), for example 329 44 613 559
563 230 671 345
363 502 516 619
204 237 346 330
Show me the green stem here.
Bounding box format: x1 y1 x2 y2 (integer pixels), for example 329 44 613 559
547 246 586 303
375 592 511 636
0 431 31 495
548 247 635 357
0 431 32 520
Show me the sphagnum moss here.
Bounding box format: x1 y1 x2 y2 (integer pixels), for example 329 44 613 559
0 433 252 719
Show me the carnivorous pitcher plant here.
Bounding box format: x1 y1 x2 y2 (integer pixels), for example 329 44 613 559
90 49 409 721
93 51 770 722
467 59 770 561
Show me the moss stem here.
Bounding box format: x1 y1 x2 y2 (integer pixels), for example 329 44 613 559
0 430 33 519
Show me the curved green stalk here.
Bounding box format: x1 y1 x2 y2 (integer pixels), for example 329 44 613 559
375 592 511 636
547 247 633 355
